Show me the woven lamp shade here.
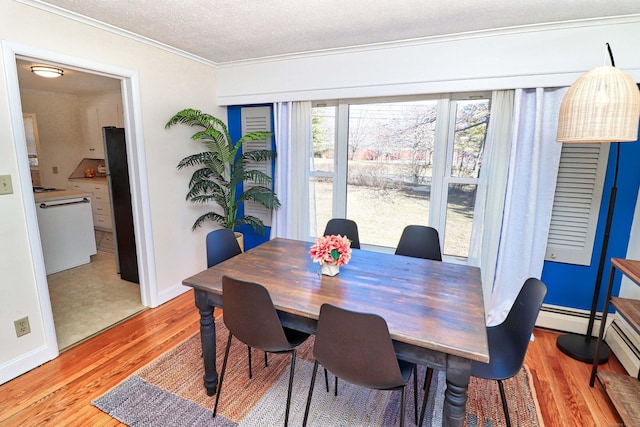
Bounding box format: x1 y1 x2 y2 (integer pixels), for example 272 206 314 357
557 65 640 143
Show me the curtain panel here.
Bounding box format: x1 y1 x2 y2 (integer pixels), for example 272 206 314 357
487 87 567 326
271 101 312 240
468 90 514 312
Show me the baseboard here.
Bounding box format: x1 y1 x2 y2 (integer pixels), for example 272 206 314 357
0 344 57 386
537 304 640 376
156 281 192 306
536 304 605 336
606 318 640 376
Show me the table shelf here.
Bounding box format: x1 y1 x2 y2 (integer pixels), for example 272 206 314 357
591 258 640 426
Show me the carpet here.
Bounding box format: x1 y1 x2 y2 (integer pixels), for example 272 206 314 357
93 319 543 426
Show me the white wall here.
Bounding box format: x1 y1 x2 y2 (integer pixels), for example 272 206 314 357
217 17 640 105
0 0 223 383
621 188 640 299
20 90 85 189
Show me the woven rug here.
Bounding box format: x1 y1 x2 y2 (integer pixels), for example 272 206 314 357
92 319 543 426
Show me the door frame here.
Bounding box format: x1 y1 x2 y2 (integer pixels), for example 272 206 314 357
3 41 157 356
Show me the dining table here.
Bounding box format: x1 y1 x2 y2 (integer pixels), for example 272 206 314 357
182 237 488 427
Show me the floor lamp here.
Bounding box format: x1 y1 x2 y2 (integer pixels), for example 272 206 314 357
555 44 640 364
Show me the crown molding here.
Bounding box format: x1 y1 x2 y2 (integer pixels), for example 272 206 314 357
16 0 219 67
217 14 640 67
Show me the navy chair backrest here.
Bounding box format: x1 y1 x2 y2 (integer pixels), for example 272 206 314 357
394 225 442 261
323 218 361 249
206 229 242 268
471 277 547 380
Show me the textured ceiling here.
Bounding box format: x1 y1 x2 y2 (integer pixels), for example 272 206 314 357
31 0 640 64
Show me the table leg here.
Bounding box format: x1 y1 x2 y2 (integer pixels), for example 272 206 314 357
195 289 218 396
443 355 471 427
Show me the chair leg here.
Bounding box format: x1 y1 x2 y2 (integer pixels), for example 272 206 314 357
497 380 511 427
324 368 329 392
418 368 433 427
334 375 338 396
265 351 269 367
399 386 406 427
248 346 253 379
303 360 320 427
213 332 233 418
413 365 418 424
284 350 297 427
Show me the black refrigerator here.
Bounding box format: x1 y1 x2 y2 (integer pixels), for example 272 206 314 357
103 127 139 284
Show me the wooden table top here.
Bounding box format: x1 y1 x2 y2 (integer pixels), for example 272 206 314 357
183 237 489 363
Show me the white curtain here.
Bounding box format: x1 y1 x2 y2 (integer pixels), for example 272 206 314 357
486 87 567 326
468 90 515 311
270 101 312 240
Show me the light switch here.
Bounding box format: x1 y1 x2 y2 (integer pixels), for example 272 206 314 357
0 175 13 195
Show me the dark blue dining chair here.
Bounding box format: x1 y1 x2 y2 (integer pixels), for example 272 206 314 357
395 225 442 261
323 218 361 249
468 277 547 427
214 276 310 427
206 228 268 377
206 228 242 268
303 303 418 427
394 225 441 398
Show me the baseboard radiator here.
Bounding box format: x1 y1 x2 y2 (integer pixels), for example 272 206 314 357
537 304 640 376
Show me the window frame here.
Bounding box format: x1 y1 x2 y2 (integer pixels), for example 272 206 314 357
311 91 491 262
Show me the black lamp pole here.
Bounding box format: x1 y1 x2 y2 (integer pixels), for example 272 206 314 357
555 43 626 364
556 142 620 363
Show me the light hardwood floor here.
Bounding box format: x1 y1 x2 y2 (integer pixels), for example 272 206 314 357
0 289 627 426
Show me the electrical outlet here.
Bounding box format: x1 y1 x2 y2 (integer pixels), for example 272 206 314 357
14 317 31 337
52 166 58 174
0 175 13 195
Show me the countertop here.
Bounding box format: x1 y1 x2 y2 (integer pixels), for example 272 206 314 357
34 189 92 203
69 177 108 184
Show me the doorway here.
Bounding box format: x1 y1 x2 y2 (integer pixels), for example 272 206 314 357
5 44 155 356
17 60 144 350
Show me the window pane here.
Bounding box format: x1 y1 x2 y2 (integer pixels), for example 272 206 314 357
346 101 437 247
310 177 333 238
452 99 490 178
311 106 335 173
444 184 477 258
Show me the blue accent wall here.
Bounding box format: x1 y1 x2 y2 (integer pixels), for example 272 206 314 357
227 105 275 251
542 132 640 311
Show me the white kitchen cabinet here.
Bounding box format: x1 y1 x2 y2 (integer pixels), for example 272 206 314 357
83 103 123 158
69 179 113 231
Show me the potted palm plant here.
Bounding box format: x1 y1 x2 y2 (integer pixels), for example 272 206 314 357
166 108 281 241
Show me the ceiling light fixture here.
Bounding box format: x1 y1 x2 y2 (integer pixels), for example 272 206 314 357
30 65 64 78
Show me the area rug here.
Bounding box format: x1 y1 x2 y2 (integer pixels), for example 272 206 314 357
92 319 543 426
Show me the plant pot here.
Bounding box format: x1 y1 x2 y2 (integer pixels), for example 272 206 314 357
320 262 340 277
234 232 244 252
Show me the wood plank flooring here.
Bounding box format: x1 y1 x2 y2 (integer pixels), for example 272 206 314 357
0 289 627 426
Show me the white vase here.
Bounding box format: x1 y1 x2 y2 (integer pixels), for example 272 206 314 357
319 262 340 277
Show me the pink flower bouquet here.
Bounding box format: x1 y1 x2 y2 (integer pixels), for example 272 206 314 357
309 234 352 267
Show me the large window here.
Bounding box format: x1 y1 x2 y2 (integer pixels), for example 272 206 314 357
310 94 491 260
